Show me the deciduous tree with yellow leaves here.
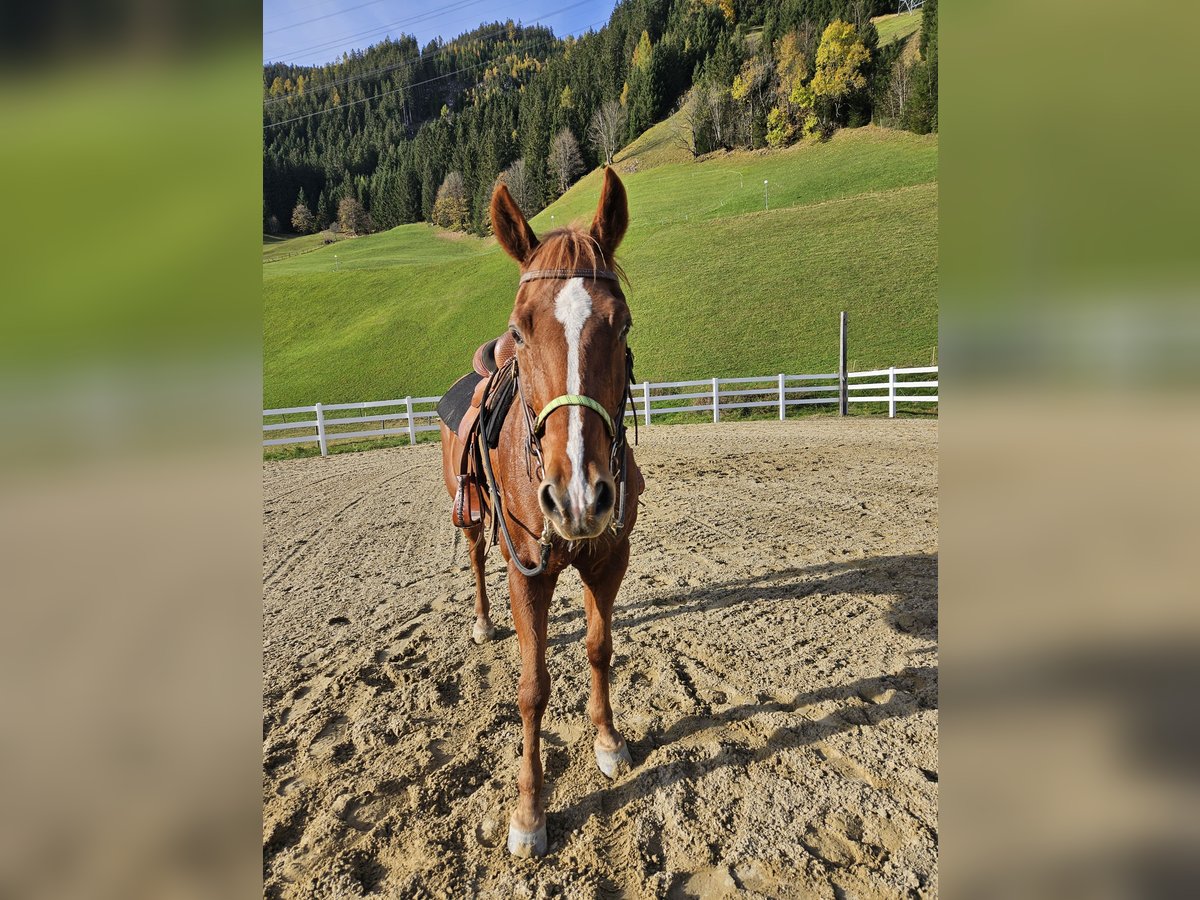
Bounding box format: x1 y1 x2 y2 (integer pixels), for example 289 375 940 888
810 20 869 126
766 31 810 148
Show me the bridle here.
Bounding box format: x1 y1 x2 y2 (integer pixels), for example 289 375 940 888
475 267 638 577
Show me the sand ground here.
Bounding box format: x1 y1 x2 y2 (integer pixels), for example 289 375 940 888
263 419 938 899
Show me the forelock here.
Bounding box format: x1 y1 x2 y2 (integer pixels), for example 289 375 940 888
526 227 627 286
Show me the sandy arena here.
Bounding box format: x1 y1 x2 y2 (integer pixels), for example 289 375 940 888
263 419 938 899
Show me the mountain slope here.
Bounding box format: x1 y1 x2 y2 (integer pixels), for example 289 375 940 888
873 10 924 48
263 124 937 408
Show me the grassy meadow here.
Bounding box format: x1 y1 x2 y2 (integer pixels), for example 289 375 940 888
263 231 333 263
263 123 937 409
872 10 924 48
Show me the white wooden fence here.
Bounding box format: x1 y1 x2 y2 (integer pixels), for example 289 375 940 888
263 366 937 456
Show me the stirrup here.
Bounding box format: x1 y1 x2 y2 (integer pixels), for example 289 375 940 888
452 474 482 528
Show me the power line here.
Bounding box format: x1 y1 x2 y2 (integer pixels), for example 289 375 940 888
265 33 558 130
265 0 396 36
263 0 347 21
266 35 447 108
265 0 594 108
264 16 605 131
269 0 493 64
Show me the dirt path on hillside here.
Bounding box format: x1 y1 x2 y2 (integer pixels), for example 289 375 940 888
263 420 938 899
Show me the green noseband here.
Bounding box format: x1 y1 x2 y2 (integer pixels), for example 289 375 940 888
534 394 615 438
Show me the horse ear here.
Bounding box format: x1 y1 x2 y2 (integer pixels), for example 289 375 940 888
490 182 539 265
590 167 629 259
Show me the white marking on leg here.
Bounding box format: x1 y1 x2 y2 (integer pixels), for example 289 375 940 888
554 278 593 513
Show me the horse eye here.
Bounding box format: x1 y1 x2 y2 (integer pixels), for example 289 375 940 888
510 327 524 346
620 322 631 340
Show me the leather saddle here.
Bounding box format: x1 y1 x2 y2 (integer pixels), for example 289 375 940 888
438 332 518 528
473 332 517 378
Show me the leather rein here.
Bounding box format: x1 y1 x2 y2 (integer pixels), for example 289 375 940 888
475 267 637 577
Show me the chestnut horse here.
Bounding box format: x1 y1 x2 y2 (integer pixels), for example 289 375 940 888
439 168 643 857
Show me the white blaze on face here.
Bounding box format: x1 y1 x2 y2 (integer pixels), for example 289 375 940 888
553 278 593 513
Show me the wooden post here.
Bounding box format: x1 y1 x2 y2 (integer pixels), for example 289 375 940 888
839 312 848 417
778 374 786 421
888 368 896 419
712 378 720 423
314 403 328 457
405 396 416 444
642 381 651 427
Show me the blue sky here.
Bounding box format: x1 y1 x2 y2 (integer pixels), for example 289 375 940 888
263 0 619 66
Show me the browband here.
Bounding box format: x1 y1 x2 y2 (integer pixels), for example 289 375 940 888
519 268 619 285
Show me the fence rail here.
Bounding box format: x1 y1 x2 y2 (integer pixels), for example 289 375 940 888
263 366 937 456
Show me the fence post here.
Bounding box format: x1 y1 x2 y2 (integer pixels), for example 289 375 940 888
314 403 328 457
643 381 651 427
888 368 896 419
712 377 720 423
839 311 848 417
405 396 416 444
778 373 786 421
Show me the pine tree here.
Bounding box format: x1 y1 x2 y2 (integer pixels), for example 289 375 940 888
625 31 660 138
902 0 937 133
920 0 938 131
398 166 421 223
317 189 335 230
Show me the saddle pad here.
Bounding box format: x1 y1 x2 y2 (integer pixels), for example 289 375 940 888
436 371 484 434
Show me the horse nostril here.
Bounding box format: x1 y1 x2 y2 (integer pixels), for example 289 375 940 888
539 483 560 517
593 479 614 518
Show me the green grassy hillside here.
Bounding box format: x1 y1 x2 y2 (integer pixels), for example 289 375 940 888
263 231 339 263
263 125 937 408
873 10 924 48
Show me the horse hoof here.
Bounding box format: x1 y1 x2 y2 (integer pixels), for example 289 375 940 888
506 822 548 857
595 740 632 779
472 620 496 644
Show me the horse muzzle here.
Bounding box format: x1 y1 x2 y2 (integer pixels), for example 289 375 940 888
538 471 616 540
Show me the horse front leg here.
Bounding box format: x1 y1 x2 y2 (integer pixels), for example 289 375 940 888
506 567 556 857
466 525 495 644
578 539 632 778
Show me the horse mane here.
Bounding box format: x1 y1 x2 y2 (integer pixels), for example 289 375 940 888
526 227 628 287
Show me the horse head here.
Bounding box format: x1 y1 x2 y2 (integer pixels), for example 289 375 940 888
490 167 631 541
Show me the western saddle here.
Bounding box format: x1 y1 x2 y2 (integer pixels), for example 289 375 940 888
438 331 519 529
